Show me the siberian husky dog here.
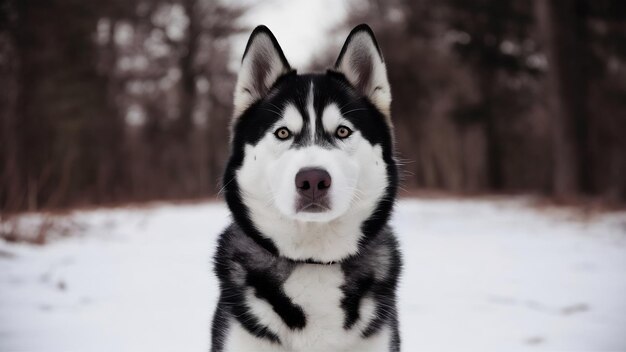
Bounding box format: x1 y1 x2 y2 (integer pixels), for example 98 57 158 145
211 24 401 352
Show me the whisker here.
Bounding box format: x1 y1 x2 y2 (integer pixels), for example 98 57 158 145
266 102 284 112
341 108 369 115
217 177 236 196
260 108 283 117
338 97 363 111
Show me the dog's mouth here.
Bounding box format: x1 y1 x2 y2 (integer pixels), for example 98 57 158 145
296 196 331 213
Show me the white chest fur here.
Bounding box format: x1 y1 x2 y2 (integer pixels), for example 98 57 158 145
282 265 350 351
223 264 390 352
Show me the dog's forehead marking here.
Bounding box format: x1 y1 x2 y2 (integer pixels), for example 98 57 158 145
307 83 316 141
282 103 304 132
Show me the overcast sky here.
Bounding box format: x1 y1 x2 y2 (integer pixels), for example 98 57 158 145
233 0 350 69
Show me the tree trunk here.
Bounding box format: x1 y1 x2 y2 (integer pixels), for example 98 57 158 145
177 0 200 142
535 0 591 197
479 68 504 191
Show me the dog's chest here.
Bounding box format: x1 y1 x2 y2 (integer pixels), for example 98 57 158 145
283 265 346 342
245 264 375 351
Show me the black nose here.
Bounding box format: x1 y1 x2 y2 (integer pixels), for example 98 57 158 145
295 168 331 199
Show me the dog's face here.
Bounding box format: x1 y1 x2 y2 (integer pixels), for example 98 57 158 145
224 25 397 261
236 73 390 224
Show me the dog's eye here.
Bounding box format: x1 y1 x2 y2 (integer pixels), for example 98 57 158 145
336 125 352 139
274 127 292 140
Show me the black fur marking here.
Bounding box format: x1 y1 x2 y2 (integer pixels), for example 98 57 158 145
211 288 281 349
340 274 374 329
210 296 230 352
245 269 307 330
211 225 280 352
232 296 281 344
211 228 282 350
339 229 403 339
361 235 402 340
223 163 279 256
359 160 398 250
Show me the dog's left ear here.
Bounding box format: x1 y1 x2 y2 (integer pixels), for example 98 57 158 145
334 24 391 118
233 25 292 118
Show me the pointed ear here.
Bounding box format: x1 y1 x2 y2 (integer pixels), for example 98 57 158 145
233 25 292 117
334 24 391 118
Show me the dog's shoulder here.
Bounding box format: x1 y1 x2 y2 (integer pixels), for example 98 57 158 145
214 223 289 282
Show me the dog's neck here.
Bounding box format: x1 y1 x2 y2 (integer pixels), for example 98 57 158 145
244 197 380 263
227 220 394 271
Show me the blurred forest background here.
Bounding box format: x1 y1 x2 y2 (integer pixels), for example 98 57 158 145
1 0 625 212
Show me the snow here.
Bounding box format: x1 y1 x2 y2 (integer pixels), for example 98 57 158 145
1 198 625 351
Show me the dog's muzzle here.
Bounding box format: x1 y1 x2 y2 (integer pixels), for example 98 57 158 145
295 167 331 212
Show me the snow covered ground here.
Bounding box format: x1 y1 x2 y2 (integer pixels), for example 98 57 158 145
1 198 625 351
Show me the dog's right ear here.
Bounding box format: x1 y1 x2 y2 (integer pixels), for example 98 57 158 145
233 25 292 118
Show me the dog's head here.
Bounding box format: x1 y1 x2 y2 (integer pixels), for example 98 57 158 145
224 24 397 262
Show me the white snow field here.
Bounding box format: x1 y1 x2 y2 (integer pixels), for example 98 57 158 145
1 198 625 351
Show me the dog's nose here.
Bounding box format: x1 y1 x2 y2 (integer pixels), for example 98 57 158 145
295 168 331 199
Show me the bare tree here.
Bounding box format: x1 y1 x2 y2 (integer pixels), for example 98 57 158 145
535 0 591 197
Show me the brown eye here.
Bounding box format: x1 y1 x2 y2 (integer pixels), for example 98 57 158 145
274 127 291 140
336 125 352 139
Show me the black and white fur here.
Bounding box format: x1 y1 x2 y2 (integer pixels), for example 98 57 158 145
211 24 401 352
